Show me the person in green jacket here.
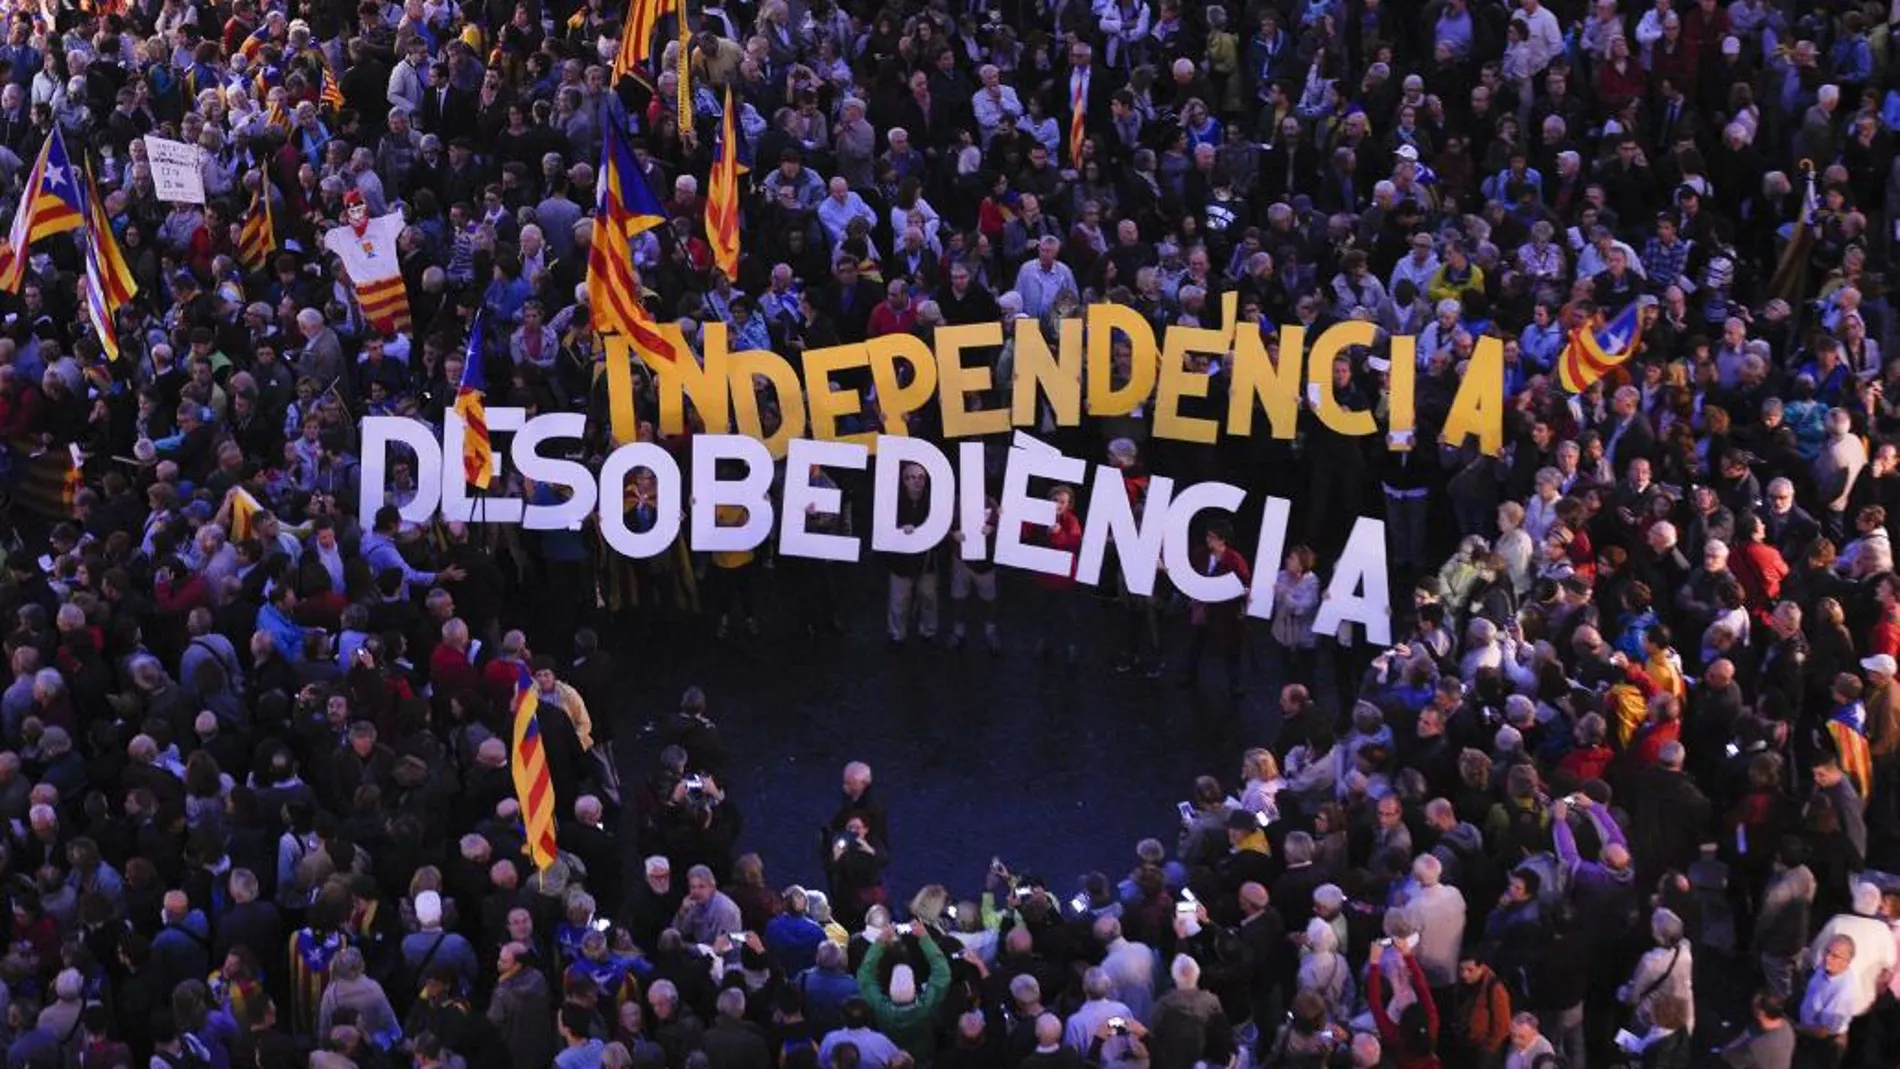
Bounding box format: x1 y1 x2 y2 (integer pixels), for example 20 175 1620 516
856 921 950 1062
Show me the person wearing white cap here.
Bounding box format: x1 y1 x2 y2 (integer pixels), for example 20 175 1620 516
400 889 479 993
1862 653 1900 769
1806 882 1897 1018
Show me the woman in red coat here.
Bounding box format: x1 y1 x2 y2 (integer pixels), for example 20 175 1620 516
1369 950 1442 1069
1182 520 1252 698
1030 485 1084 664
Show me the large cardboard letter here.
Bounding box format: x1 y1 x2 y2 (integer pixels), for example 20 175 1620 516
1306 322 1379 437
1227 325 1302 440
1075 467 1175 593
442 407 523 524
801 343 875 447
934 323 1010 439
597 442 683 559
1313 517 1393 645
1085 303 1158 417
994 440 1087 576
514 412 596 530
1245 496 1293 620
956 441 990 562
1010 316 1083 428
363 414 442 529
870 436 954 553
689 435 776 552
1161 481 1248 603
1442 336 1505 455
727 348 806 458
656 325 731 435
867 334 940 437
1153 323 1228 445
780 438 868 562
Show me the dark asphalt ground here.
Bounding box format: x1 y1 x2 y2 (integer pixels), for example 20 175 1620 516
598 565 1296 901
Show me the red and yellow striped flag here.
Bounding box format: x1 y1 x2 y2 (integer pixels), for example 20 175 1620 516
614 0 678 81
80 170 137 361
239 178 276 272
229 487 262 541
454 312 493 489
706 86 741 280
1828 718 1873 802
320 66 344 111
509 665 559 871
0 127 86 293
355 276 412 336
1067 76 1087 166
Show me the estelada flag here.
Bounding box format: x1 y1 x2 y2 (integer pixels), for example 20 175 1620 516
454 312 493 489
1557 300 1643 395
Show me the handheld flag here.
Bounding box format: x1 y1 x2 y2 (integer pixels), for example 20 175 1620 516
455 313 494 489
239 177 277 271
588 120 651 343
229 487 262 541
590 117 681 444
78 170 138 361
238 24 271 63
1828 715 1873 801
1067 78 1086 167
0 127 86 293
509 665 560 872
1768 163 1819 302
614 144 668 238
614 0 678 80
1557 301 1643 395
320 65 344 112
675 11 691 125
706 87 741 280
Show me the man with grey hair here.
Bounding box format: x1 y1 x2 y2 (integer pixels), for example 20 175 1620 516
674 864 743 945
705 986 770 1069
1095 915 1155 1024
971 64 1021 144
1403 853 1465 990
1806 881 1895 1020
1761 476 1820 560
295 307 345 386
1013 236 1078 318
1272 832 1325 929
1150 957 1220 1067
215 868 284 965
1065 968 1134 1051
1630 741 1712 897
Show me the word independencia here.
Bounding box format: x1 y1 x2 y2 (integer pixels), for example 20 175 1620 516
628 304 1507 458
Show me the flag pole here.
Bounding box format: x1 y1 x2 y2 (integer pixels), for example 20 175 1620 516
676 0 692 139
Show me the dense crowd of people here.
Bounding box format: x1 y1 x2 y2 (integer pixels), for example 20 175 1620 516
2 0 1900 1067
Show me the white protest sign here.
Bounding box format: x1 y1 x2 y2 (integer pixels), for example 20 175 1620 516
143 136 206 204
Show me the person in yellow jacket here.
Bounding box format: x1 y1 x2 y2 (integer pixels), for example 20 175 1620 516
529 658 595 751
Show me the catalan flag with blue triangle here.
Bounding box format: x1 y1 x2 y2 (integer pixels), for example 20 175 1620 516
455 312 493 489
0 127 86 293
1557 300 1643 395
510 663 559 871
79 167 138 361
